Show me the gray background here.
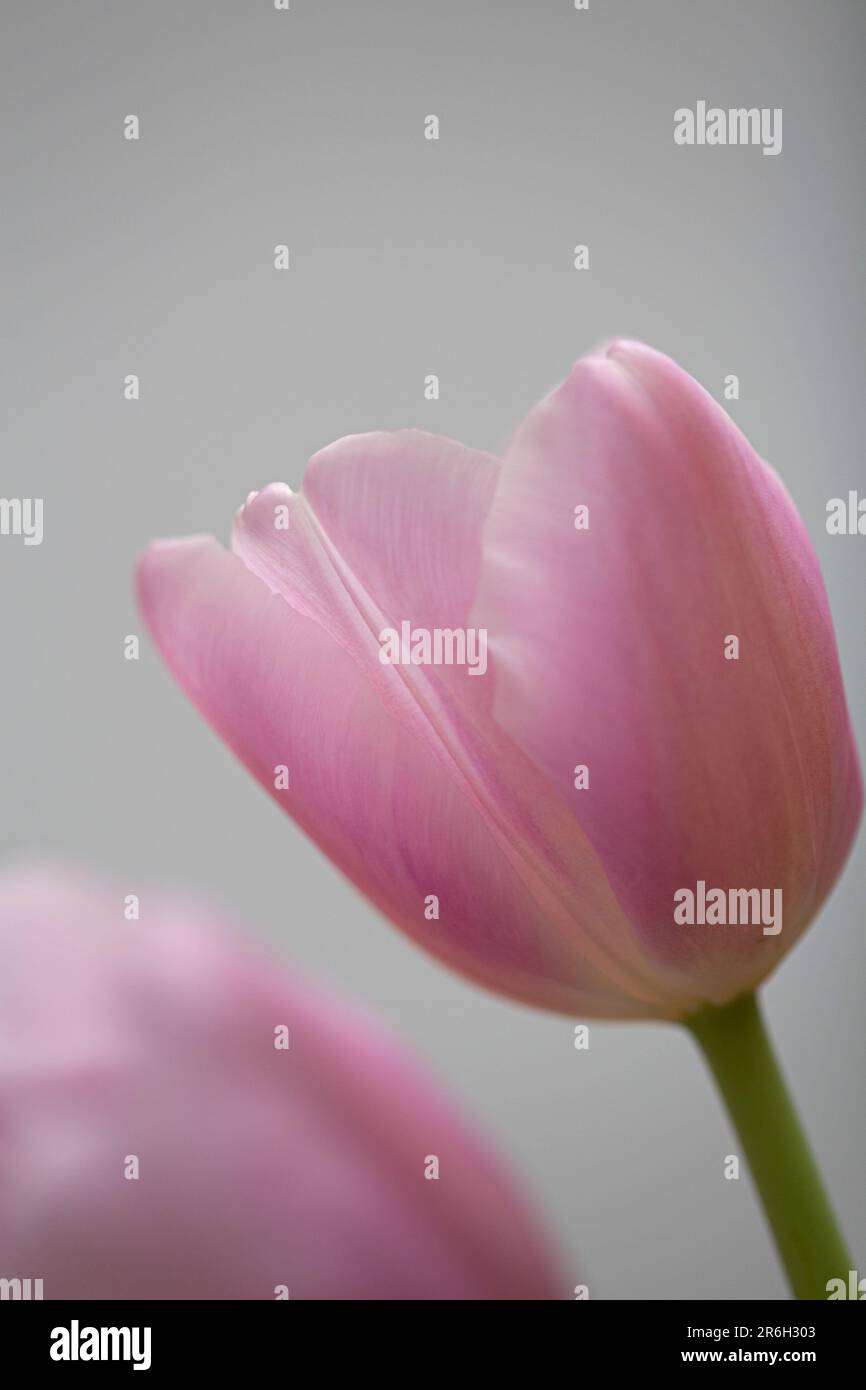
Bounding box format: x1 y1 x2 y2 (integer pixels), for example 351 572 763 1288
2 0 864 1299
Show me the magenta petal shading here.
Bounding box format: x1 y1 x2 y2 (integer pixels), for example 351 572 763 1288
0 863 562 1300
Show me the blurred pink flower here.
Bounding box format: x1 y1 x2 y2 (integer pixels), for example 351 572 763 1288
0 863 560 1300
138 341 861 1021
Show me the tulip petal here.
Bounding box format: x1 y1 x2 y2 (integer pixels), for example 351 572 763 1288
473 341 862 1005
242 429 499 629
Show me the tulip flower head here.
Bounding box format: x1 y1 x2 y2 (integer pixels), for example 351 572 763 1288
0 863 560 1299
138 342 861 1023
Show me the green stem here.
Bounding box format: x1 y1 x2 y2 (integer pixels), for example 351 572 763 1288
685 992 852 1300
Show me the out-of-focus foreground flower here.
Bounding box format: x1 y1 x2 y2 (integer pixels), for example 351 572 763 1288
0 863 561 1300
137 341 861 1022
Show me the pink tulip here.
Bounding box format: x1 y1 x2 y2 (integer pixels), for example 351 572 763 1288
137 341 861 1022
0 863 560 1299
